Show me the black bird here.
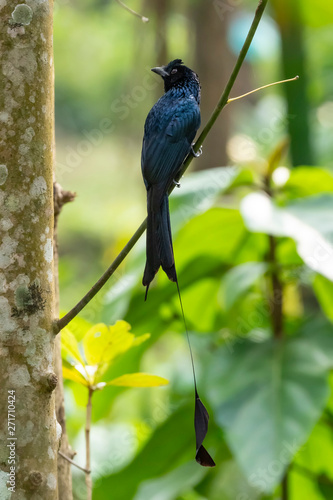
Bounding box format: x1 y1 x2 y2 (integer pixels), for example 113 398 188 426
141 59 215 468
141 59 201 296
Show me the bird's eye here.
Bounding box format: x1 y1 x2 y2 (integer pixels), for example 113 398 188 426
171 68 177 75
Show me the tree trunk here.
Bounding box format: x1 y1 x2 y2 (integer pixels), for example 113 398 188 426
0 1 59 498
194 0 233 170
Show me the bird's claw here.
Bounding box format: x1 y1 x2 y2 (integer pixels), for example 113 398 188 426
173 179 181 188
191 144 202 158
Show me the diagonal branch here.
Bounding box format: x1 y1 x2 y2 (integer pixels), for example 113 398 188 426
55 0 269 334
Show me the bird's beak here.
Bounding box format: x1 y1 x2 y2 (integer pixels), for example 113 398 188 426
151 66 169 78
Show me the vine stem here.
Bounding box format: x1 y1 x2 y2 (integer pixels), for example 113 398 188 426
85 388 93 500
55 0 270 333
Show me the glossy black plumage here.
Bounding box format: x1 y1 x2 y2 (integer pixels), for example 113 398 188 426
141 60 215 468
141 59 201 294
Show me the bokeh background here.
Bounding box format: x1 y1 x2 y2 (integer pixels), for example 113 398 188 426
54 0 333 498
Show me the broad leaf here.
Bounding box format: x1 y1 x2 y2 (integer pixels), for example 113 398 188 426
175 207 246 269
220 262 267 310
83 323 110 365
240 193 333 281
83 321 150 372
107 373 168 387
93 404 198 500
206 334 330 493
133 461 206 500
284 167 333 200
169 167 240 231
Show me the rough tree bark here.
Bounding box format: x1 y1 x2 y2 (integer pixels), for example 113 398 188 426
0 1 59 498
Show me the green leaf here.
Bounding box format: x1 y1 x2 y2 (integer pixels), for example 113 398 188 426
240 193 333 281
295 317 333 371
284 167 333 199
107 373 169 387
61 327 85 366
93 404 199 500
175 207 246 269
169 167 240 231
313 274 333 322
133 461 206 500
206 335 330 493
220 262 267 310
301 0 333 27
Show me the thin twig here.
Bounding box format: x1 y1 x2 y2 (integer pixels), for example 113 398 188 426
58 450 91 474
114 0 149 22
85 388 93 500
227 76 299 103
55 0 270 333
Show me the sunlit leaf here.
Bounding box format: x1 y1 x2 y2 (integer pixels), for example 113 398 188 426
301 0 333 27
82 321 151 382
82 323 110 365
240 193 333 281
107 373 169 387
284 167 333 200
62 366 88 386
61 327 85 365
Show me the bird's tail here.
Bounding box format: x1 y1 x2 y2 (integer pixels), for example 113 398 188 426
142 187 215 467
143 188 176 297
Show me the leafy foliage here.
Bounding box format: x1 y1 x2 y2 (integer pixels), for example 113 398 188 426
61 320 168 389
61 163 333 500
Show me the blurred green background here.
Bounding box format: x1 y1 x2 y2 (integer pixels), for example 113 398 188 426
54 0 333 498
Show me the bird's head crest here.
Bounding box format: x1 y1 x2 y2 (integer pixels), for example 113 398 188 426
151 59 199 95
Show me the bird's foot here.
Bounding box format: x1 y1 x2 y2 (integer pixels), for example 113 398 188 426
173 179 181 188
191 144 202 158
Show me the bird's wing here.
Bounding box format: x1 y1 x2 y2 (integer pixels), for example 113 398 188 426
142 100 201 191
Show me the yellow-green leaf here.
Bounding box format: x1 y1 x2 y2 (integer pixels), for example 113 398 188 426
103 320 135 360
60 314 93 342
62 366 88 386
83 321 148 372
82 323 109 365
61 327 85 365
107 373 169 387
